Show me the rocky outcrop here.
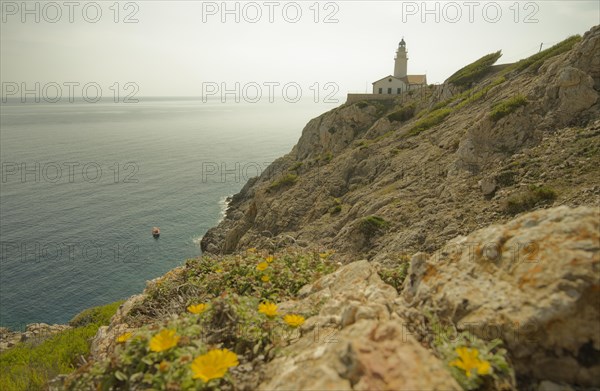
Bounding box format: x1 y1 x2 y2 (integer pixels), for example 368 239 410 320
201 25 600 264
259 260 461 390
402 206 600 386
89 294 146 361
0 323 71 352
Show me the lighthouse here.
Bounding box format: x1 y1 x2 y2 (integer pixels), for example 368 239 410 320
394 38 408 78
350 37 426 100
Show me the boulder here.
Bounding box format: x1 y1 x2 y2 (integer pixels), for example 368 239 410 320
260 260 461 390
402 206 600 386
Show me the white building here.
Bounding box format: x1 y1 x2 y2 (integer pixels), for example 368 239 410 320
372 39 427 95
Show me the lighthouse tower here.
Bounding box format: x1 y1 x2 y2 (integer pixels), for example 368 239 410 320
394 38 408 78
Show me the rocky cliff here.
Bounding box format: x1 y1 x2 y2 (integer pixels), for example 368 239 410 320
59 26 599 390
201 26 599 265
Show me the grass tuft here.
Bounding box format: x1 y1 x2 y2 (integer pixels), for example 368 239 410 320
489 95 527 122
268 173 298 191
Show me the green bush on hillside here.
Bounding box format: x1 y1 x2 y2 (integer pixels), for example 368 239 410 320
127 249 338 325
359 215 390 237
409 108 452 135
489 95 528 121
447 51 502 86
387 104 415 122
507 35 581 74
505 185 557 215
268 173 298 191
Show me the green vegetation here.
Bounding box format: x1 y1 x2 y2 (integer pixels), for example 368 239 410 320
447 51 502 86
128 250 338 325
268 173 298 191
387 104 415 122
288 161 303 172
489 95 528 121
427 76 507 121
329 198 342 215
66 295 306 390
505 185 557 215
409 108 452 135
506 35 581 74
64 250 337 390
378 255 410 293
0 301 122 391
359 215 390 237
318 151 333 163
69 301 124 327
426 313 515 390
455 76 506 110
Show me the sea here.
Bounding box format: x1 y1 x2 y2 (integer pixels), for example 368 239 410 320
0 97 337 330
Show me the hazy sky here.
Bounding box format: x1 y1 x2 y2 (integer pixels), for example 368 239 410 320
1 1 598 98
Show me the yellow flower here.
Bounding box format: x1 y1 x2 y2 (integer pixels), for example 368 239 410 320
265 255 274 263
261 275 270 282
450 347 491 378
283 314 305 328
258 302 278 317
190 348 239 382
247 247 257 253
319 252 329 259
187 303 208 314
256 262 268 271
116 332 132 343
149 329 180 352
215 268 223 273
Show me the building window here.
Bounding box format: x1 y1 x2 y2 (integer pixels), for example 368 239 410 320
397 88 401 94
378 88 382 94
387 88 392 94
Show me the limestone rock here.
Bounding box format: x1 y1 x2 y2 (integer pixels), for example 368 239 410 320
0 323 71 352
90 294 146 361
260 260 460 390
295 103 381 160
556 66 598 116
402 206 600 386
479 176 497 195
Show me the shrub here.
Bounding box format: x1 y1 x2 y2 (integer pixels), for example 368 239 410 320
409 108 452 135
489 95 528 121
505 185 557 214
359 215 390 237
65 295 307 391
288 162 303 172
0 301 122 391
447 51 502 86
127 249 338 325
507 35 581 74
268 173 297 191
329 198 342 215
387 104 415 122
319 152 333 163
66 249 338 390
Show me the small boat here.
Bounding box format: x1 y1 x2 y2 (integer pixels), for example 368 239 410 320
152 227 160 238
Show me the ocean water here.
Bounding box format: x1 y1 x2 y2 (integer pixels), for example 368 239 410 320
0 97 336 330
